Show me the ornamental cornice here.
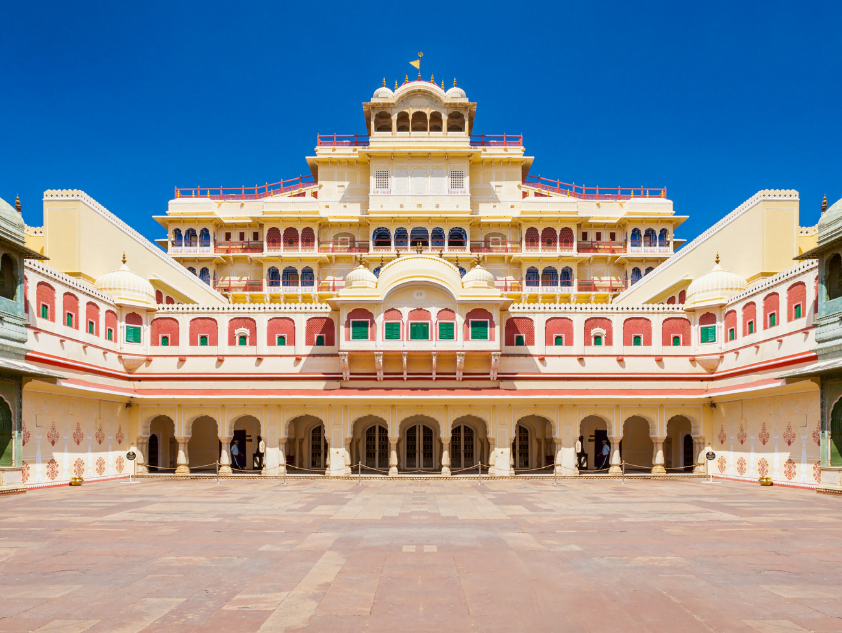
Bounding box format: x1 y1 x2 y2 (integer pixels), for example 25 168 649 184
509 303 686 313
726 260 817 305
25 260 115 305
156 303 333 314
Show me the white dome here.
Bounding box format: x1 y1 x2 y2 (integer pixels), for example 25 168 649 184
95 256 157 308
462 263 495 288
445 86 466 99
345 265 378 289
372 86 393 99
685 256 747 307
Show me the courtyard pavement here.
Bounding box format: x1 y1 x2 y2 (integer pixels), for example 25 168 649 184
0 479 840 632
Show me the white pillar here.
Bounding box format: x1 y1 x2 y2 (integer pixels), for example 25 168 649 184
389 439 398 476
651 437 666 475
219 436 233 474
441 439 451 477
175 438 190 475
608 435 623 475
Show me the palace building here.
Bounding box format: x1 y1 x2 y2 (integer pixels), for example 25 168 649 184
3 78 830 491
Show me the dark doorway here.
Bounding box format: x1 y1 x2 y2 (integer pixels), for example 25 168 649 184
0 399 12 467
148 434 159 471
591 429 608 470
232 430 246 471
683 434 694 472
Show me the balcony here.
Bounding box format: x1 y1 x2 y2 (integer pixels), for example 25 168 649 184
169 243 214 255
628 243 671 255
174 175 316 201
216 241 264 254
318 241 370 254
370 244 469 254
495 280 626 293
212 280 347 294
317 134 370 147
577 241 625 254
523 175 666 201
214 280 264 293
577 280 628 293
522 241 576 254
471 241 522 254
470 134 523 147
265 242 317 253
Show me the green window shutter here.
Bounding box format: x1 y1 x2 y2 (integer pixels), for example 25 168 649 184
277 335 286 346
769 313 776 327
161 336 169 347
594 335 602 346
470 320 488 340
107 329 113 341
410 322 429 340
238 335 247 346
66 313 73 327
41 304 48 319
700 325 716 343
439 322 455 340
88 321 94 334
729 328 735 341
352 320 369 340
672 335 680 346
554 335 564 346
315 335 325 346
515 335 525 346
200 335 208 346
126 325 141 343
633 335 641 346
748 321 754 334
385 322 401 340
794 304 802 319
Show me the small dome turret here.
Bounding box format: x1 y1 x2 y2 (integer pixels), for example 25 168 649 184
345 264 378 289
685 254 747 308
94 254 157 309
462 261 495 289
445 86 466 99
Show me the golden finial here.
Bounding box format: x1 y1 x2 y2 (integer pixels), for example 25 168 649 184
430 73 434 83
357 253 365 266
822 194 828 213
122 252 127 265
404 75 408 84
382 77 386 87
475 254 482 267
14 195 21 213
455 255 459 267
394 80 398 90
453 78 457 87
441 80 445 89
415 242 423 254
715 252 720 265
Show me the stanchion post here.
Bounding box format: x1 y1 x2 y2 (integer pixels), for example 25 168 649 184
478 462 482 486
216 459 219 485
553 464 557 485
358 461 362 486
621 460 625 485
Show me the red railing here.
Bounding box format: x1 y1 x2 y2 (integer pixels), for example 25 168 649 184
471 241 522 253
577 280 628 293
495 280 522 292
318 279 346 292
317 134 370 147
318 241 370 253
577 241 626 254
523 175 666 200
470 134 522 147
266 243 316 253
214 280 264 292
175 175 316 201
216 241 264 254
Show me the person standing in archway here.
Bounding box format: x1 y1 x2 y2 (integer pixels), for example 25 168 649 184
598 439 610 470
231 439 241 471
255 435 265 470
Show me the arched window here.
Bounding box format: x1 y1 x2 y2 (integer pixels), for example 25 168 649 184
301 227 315 249
0 254 15 301
560 266 573 287
411 111 428 132
630 267 642 284
559 227 574 249
267 266 280 287
409 227 429 248
394 227 408 247
373 227 391 247
431 227 446 248
374 111 392 133
187 266 197 275
447 112 465 132
185 228 197 246
429 111 443 132
199 228 211 247
630 228 641 247
658 228 669 247
644 229 656 247
282 266 299 286
541 266 558 286
172 228 183 247
541 227 557 249
301 267 315 287
645 266 654 275
448 227 467 248
828 254 842 301
525 266 539 287
199 267 210 284
396 111 409 132
282 227 299 250
266 227 281 250
524 227 539 250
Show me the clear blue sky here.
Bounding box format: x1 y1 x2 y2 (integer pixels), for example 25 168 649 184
2 1 840 247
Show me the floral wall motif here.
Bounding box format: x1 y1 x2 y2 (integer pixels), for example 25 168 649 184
95 457 105 476
737 424 747 445
95 425 105 445
116 456 125 474
757 458 769 477
116 425 124 445
47 423 59 446
784 459 796 481
22 420 30 447
717 456 726 473
21 462 30 483
73 458 85 478
813 422 820 446
72 422 84 446
718 425 726 445
813 462 821 483
46 459 58 481
758 423 770 446
737 457 747 476
783 423 796 446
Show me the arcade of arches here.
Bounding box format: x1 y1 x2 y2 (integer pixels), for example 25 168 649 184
134 410 704 476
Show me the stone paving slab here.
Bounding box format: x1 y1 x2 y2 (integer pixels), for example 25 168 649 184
0 479 840 631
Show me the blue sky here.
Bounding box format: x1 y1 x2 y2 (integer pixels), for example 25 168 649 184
2 1 840 247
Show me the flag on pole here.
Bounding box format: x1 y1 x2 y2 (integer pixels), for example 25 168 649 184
409 59 420 70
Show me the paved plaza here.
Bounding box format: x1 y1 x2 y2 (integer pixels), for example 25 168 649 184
0 479 840 632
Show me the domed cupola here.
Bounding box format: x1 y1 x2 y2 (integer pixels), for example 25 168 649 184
445 79 467 100
0 195 25 246
94 254 157 309
372 79 394 100
345 264 378 289
817 195 842 247
462 259 495 289
684 253 747 308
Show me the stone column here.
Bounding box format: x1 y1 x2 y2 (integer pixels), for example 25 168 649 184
651 437 666 475
219 436 233 474
608 436 623 475
136 437 149 474
693 437 706 473
344 438 352 474
389 439 398 476
276 439 286 475
441 439 451 477
554 439 572 475
175 438 190 475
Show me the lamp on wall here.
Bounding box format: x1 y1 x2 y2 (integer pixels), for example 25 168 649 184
709 399 716 409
